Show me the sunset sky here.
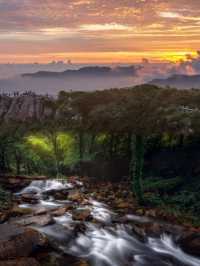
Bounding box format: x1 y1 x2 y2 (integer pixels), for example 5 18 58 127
0 0 200 63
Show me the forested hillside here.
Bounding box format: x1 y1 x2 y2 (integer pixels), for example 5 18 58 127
1 85 200 221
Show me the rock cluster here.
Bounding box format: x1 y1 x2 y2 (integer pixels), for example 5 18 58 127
1 175 200 264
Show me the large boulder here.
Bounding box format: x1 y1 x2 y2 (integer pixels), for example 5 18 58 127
0 224 47 260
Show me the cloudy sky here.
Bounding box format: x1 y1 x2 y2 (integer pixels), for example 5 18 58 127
0 0 200 63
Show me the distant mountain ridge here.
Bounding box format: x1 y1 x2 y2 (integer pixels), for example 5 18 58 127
22 65 139 78
150 74 200 89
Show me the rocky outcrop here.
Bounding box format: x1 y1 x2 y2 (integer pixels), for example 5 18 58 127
0 96 12 118
0 94 54 122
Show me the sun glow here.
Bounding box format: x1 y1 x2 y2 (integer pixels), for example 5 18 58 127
0 50 195 64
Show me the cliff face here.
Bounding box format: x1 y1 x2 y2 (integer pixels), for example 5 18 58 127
0 94 55 122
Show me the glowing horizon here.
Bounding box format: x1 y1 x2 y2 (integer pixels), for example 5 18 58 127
0 50 197 64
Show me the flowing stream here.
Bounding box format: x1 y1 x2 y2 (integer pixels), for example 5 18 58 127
15 179 200 266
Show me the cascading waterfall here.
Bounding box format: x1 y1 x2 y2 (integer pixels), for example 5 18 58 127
16 179 200 266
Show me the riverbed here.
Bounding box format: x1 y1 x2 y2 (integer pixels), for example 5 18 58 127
11 178 200 266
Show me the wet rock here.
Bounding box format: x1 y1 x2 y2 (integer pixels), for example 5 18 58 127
64 203 74 211
74 223 87 234
68 190 83 202
68 176 82 186
51 207 67 217
130 220 183 239
131 224 146 238
0 224 47 259
39 223 74 252
74 260 90 266
23 175 48 181
10 206 33 217
179 232 200 256
72 209 91 221
116 201 130 209
37 251 88 266
15 214 54 227
0 258 40 266
143 223 164 237
44 189 69 200
34 207 47 215
21 193 39 204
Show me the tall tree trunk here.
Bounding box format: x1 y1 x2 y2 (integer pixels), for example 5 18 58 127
79 131 84 161
15 151 21 175
113 135 119 156
16 158 21 175
51 133 60 178
78 131 84 177
130 134 145 204
127 132 132 161
179 134 184 147
26 160 31 175
89 134 96 154
109 134 114 158
5 152 10 172
0 146 6 173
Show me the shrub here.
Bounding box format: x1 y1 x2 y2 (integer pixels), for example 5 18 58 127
143 177 183 193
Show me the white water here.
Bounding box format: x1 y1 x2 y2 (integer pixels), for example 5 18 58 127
148 235 200 266
19 180 74 195
17 180 200 266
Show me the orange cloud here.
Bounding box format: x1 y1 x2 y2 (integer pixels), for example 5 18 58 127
0 0 199 63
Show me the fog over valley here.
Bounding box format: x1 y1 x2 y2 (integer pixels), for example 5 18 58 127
1 51 200 95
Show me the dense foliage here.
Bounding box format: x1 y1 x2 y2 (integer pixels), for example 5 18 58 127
1 85 200 219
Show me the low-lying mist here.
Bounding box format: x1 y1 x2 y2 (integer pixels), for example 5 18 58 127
1 51 200 95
